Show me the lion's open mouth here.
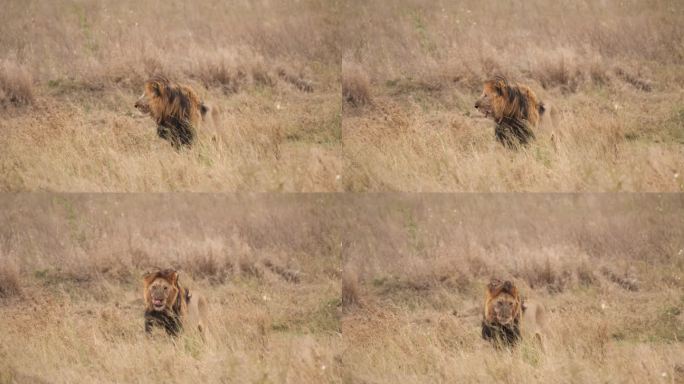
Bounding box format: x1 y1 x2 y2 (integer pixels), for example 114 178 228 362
152 299 165 310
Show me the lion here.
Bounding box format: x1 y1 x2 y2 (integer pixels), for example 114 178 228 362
474 76 545 147
482 278 545 348
134 76 208 148
142 269 209 340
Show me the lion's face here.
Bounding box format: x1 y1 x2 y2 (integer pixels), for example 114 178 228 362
143 270 179 312
135 77 169 116
134 92 151 114
491 295 518 325
485 279 521 326
135 76 173 118
474 81 501 119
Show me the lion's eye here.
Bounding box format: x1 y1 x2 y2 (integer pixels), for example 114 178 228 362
163 286 168 291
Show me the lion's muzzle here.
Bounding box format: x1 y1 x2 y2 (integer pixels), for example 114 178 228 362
474 99 491 118
134 93 150 114
152 298 165 310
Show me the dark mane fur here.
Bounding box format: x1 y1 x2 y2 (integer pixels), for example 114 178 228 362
144 75 203 148
495 117 535 148
481 320 521 347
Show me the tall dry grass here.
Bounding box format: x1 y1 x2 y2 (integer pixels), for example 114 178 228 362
1 194 682 383
0 0 342 192
0 195 342 383
340 194 684 383
341 0 684 191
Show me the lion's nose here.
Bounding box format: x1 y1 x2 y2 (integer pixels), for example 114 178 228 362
474 102 480 109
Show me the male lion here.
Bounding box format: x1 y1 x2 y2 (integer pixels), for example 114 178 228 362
474 76 545 147
482 278 545 348
142 269 209 340
134 76 208 148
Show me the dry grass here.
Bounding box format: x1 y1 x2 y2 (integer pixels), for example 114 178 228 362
341 0 684 191
340 194 684 383
0 0 341 192
0 261 21 299
342 62 372 109
0 195 342 383
341 268 361 310
0 60 34 107
1 194 683 383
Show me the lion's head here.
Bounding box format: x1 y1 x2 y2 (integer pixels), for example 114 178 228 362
135 76 207 147
484 279 522 326
143 269 181 313
476 76 542 124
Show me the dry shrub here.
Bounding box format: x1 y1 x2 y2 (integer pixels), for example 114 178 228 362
186 253 232 284
614 66 653 92
0 261 21 298
237 258 264 279
601 266 639 292
264 259 301 283
277 67 314 93
0 60 34 107
251 64 276 88
341 268 361 309
197 61 248 95
535 57 584 93
342 63 371 107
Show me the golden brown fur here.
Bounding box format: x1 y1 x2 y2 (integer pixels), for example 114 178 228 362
482 278 546 348
134 76 208 148
482 278 523 346
142 269 209 339
475 76 545 147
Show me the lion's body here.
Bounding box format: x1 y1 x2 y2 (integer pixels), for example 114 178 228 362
482 279 523 346
475 76 545 147
135 76 208 148
521 300 546 348
482 279 545 348
142 269 209 340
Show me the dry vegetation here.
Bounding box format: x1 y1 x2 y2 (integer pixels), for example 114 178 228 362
341 194 684 383
1 194 682 383
341 0 684 191
0 195 342 383
0 0 341 191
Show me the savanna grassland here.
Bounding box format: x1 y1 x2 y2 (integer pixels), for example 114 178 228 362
0 195 342 383
341 194 684 383
0 0 341 191
341 0 684 191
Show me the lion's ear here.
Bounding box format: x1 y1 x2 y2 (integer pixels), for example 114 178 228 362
143 272 156 284
168 270 179 284
493 79 506 96
151 82 162 97
487 279 502 294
